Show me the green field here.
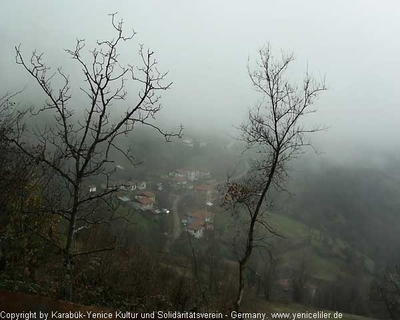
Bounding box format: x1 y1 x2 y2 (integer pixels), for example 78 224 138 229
266 213 375 281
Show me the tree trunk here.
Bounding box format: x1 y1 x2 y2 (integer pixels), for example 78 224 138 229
235 261 246 311
64 257 73 301
63 182 79 301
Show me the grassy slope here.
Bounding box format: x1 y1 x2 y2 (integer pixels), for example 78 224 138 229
268 213 375 281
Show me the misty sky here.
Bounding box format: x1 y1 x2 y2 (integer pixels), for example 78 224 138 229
1 0 400 162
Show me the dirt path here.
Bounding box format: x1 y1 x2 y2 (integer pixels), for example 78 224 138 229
171 194 182 239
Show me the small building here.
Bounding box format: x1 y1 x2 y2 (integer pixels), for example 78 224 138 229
169 169 186 178
187 210 214 224
136 181 146 190
108 180 127 190
186 210 214 238
182 139 194 147
88 185 97 193
187 219 204 239
124 181 137 191
184 168 211 182
168 176 188 186
108 180 146 191
169 168 211 182
136 191 156 202
133 197 154 211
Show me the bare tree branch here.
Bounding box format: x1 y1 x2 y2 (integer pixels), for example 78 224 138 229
224 43 327 310
10 13 183 301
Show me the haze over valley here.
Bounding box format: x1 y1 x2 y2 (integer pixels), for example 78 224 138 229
1 1 400 318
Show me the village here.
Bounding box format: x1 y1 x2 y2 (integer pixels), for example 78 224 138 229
87 165 217 240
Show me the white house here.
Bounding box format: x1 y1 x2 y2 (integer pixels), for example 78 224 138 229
168 176 187 186
182 139 194 147
169 168 211 182
136 181 146 190
187 220 204 239
132 197 154 211
108 180 146 191
124 181 137 191
169 169 186 178
135 191 155 202
186 210 214 238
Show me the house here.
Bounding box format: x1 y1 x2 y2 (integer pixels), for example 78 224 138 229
132 197 154 211
187 219 204 238
124 181 137 191
136 191 155 202
189 169 211 181
200 170 211 180
132 191 156 211
168 176 187 186
169 168 211 182
136 181 146 190
185 170 197 182
108 180 146 191
169 169 186 178
182 139 194 147
187 210 214 224
88 185 97 193
183 168 211 182
107 180 127 190
186 210 214 238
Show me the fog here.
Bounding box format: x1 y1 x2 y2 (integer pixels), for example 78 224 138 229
3 1 400 316
2 0 400 161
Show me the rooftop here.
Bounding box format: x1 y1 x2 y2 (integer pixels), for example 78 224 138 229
135 197 154 205
187 219 204 231
140 191 155 198
187 210 213 220
193 184 213 192
169 176 187 182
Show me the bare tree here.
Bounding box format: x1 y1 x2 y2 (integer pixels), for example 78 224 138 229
370 265 400 320
224 44 326 310
9 13 182 300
